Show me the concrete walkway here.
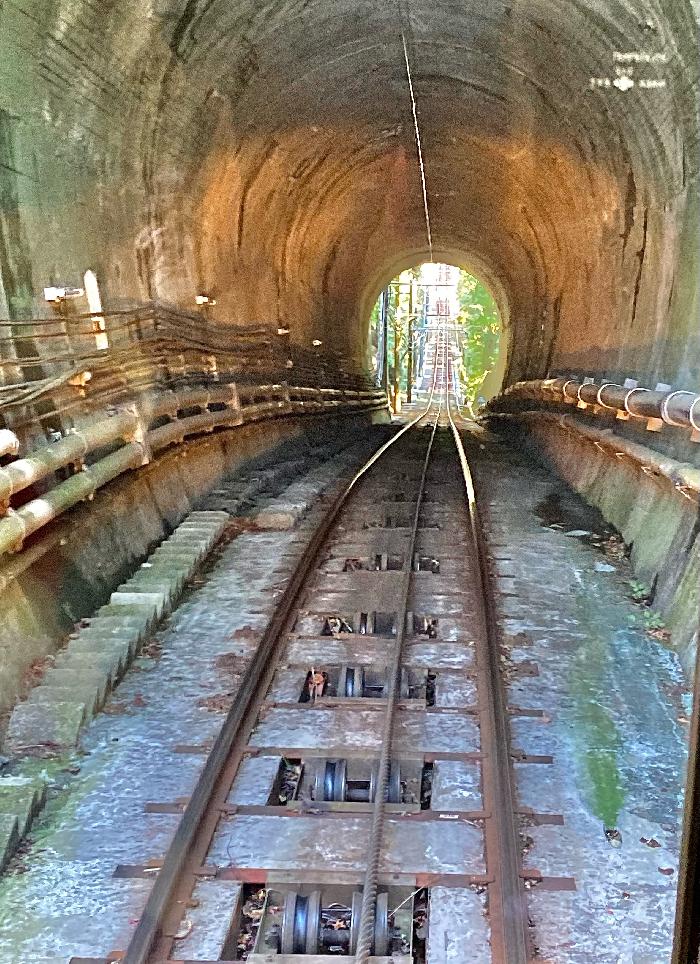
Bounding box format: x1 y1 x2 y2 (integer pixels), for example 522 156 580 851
471 426 689 964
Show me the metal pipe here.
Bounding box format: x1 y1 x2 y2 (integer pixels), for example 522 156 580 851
1 410 138 499
490 378 700 439
0 442 144 554
0 384 386 558
490 411 700 499
0 429 19 458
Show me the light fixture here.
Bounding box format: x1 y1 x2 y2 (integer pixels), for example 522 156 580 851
44 286 84 302
195 294 216 306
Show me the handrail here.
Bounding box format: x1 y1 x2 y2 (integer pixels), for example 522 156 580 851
0 380 387 557
487 376 700 441
0 302 389 559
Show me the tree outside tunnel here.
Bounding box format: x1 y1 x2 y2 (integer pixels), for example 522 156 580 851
369 263 502 412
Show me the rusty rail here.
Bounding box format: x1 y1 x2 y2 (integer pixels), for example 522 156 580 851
119 395 435 964
353 340 441 963
446 350 531 962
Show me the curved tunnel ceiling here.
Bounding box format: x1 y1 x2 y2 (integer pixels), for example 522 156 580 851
0 0 698 386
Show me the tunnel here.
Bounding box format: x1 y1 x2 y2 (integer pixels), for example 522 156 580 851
0 0 697 379
0 2 699 963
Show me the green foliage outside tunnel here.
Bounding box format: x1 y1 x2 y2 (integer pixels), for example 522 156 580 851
369 263 502 412
454 272 501 411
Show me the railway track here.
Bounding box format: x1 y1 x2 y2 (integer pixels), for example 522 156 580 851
83 328 534 963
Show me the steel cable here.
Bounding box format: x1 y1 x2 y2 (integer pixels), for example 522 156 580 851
353 328 444 963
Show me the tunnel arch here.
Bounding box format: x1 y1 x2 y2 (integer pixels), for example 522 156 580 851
360 250 511 379
0 0 696 391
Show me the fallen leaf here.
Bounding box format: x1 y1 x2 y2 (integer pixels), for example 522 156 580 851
174 918 193 940
659 867 675 876
197 692 234 712
103 701 129 715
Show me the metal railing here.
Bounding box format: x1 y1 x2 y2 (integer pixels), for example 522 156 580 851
488 376 700 441
0 304 387 559
484 376 700 501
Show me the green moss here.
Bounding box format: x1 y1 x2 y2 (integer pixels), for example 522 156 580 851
568 590 626 827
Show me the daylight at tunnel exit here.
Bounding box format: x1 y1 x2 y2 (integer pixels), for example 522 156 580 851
0 3 698 964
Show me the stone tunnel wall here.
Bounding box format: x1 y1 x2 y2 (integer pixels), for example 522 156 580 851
0 1 698 385
496 414 700 677
0 2 698 698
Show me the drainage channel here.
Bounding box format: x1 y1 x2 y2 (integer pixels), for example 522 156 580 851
67 332 559 964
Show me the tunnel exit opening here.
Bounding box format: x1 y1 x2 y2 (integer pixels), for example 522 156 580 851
368 262 504 414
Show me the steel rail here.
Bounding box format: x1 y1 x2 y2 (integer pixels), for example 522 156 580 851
121 350 440 964
353 332 443 963
672 630 700 964
445 342 531 964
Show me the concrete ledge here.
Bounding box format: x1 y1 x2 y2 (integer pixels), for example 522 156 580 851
109 590 169 619
68 624 142 649
0 500 235 867
122 571 185 599
253 463 344 530
1 505 232 762
42 667 112 706
0 814 20 871
0 777 47 836
56 650 126 685
68 632 138 663
499 413 700 675
0 437 369 878
4 701 87 753
89 610 153 636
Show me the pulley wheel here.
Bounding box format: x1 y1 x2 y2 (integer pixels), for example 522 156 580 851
304 889 322 953
332 758 347 801
313 759 347 801
281 891 322 954
374 891 390 956
280 891 300 953
349 890 363 953
313 759 331 802
388 760 402 804
368 760 401 802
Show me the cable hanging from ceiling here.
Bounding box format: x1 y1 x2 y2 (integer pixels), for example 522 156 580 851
399 12 433 263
